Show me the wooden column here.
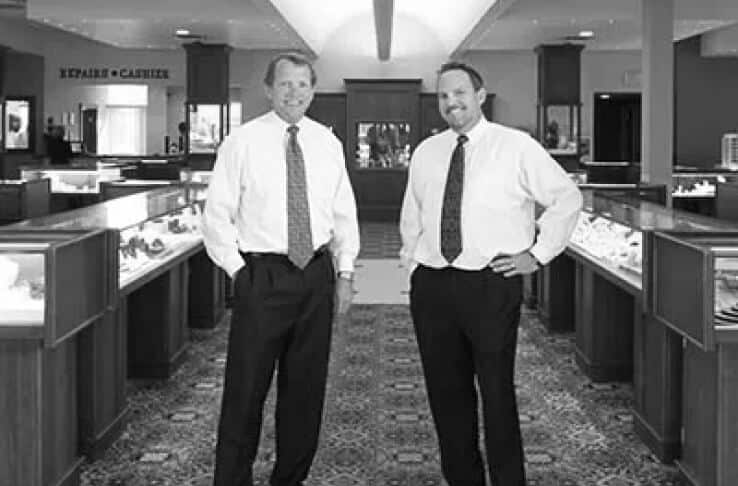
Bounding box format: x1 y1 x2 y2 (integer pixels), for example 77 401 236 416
641 0 674 196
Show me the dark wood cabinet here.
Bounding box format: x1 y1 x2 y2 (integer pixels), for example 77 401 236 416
536 44 583 105
345 79 421 221
0 178 50 225
536 44 584 172
184 43 231 104
307 93 347 148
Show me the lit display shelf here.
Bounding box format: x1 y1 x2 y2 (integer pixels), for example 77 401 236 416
20 166 128 194
0 229 110 340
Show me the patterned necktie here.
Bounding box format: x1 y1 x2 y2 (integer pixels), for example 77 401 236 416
286 125 314 269
440 134 468 263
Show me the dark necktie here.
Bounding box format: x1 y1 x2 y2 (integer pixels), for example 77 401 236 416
440 134 468 263
286 125 314 269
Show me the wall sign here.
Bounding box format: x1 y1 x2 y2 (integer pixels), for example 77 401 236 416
59 67 170 80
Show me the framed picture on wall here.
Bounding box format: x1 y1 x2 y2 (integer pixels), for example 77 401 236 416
4 96 34 152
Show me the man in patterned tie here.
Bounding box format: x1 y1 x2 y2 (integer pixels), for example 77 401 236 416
399 62 582 486
202 52 359 486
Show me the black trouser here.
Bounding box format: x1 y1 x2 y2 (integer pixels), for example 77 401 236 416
213 249 335 486
409 265 526 486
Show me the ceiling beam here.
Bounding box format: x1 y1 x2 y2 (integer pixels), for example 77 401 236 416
451 0 520 58
374 0 393 60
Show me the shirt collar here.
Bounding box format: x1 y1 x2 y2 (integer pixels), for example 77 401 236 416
268 110 308 132
457 116 488 145
448 115 489 144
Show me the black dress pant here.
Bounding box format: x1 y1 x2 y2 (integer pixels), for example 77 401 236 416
409 265 526 486
213 250 335 486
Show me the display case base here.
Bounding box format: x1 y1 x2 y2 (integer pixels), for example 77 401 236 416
50 457 83 486
80 405 130 461
676 343 738 486
632 311 682 464
129 345 190 380
188 250 226 329
632 410 681 463
126 261 191 380
574 261 636 382
574 349 633 382
522 273 537 309
537 254 575 333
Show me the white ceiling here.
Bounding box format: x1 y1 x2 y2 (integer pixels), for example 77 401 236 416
17 0 738 55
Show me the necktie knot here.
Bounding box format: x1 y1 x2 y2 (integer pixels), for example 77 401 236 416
457 134 468 145
288 124 299 136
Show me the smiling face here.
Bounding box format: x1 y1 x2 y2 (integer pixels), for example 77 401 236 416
265 59 315 125
437 69 486 134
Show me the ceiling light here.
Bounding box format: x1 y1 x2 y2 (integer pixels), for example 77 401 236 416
579 30 594 38
600 94 611 99
175 29 190 36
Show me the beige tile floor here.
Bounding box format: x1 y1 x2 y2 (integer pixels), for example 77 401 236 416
353 258 409 304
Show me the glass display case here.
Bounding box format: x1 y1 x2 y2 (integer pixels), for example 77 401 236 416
20 167 126 194
572 210 643 271
118 201 202 288
355 121 412 169
9 186 206 291
537 102 581 171
672 172 738 198
568 190 738 292
187 103 229 154
0 229 110 344
179 168 213 185
652 231 738 351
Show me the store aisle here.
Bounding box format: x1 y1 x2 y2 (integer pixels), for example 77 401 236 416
79 223 681 485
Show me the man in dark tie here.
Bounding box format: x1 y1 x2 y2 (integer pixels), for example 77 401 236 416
202 52 360 486
399 62 582 486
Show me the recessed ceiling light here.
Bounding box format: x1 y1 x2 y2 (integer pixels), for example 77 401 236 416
579 30 594 38
176 28 190 36
600 94 611 99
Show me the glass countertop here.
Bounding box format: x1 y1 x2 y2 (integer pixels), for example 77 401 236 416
581 189 738 233
8 186 203 231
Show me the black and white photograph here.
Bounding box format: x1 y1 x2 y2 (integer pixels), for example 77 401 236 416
2 2 738 486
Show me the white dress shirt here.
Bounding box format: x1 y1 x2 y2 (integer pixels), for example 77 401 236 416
202 111 360 278
400 117 582 270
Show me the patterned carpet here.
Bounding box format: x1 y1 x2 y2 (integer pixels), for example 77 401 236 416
80 304 682 486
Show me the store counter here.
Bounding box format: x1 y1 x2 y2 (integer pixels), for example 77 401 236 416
547 189 738 463
0 228 111 486
6 186 208 459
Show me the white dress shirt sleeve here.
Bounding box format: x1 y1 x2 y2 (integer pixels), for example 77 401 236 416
202 136 246 279
328 138 360 273
521 135 583 265
399 149 422 271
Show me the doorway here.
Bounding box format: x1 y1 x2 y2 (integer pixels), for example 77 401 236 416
593 92 641 162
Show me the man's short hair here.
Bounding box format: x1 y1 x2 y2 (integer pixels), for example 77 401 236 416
264 52 317 87
438 62 484 92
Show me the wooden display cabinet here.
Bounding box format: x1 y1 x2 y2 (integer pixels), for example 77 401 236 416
0 228 110 486
652 231 738 486
0 178 50 225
